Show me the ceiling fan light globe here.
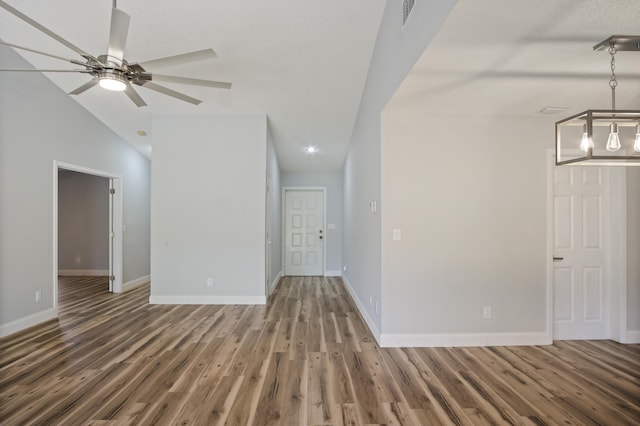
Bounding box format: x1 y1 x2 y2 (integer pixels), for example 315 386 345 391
99 77 126 91
98 71 127 91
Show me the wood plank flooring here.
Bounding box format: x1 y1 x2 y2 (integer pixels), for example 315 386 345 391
1 275 639 425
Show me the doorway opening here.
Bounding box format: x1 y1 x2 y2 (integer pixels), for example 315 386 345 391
53 161 123 313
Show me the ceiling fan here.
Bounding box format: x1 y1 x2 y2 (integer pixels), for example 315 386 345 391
0 0 231 106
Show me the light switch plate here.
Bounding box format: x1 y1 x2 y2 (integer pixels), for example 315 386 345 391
393 229 401 241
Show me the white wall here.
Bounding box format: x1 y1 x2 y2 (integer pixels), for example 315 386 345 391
281 172 343 275
58 171 109 273
627 168 640 339
380 113 550 345
0 46 151 335
342 0 458 336
150 114 267 304
266 124 283 292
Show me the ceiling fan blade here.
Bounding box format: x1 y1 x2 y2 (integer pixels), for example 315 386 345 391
0 40 88 66
69 78 99 95
0 1 98 62
0 68 89 72
151 74 232 90
106 7 130 66
140 81 202 105
124 84 147 107
137 49 217 70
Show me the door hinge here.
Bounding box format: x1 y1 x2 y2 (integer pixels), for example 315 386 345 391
110 275 115 281
110 188 116 194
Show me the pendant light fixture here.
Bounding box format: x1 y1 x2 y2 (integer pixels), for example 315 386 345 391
555 36 640 166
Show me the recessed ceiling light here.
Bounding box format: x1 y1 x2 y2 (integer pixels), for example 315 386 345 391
539 106 569 115
304 146 318 154
137 130 147 136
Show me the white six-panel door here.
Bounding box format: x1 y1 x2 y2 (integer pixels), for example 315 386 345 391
284 189 324 276
553 165 610 340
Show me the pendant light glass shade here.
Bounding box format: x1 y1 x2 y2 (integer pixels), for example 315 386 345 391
580 124 593 152
606 123 621 152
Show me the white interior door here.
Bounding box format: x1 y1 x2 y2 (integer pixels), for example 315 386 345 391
553 165 610 339
284 189 324 276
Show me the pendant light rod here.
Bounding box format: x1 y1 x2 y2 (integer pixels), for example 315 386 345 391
609 42 617 111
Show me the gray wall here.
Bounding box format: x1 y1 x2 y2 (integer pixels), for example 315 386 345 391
281 171 343 274
342 0 458 333
150 114 267 303
58 171 109 272
0 46 151 333
380 113 549 338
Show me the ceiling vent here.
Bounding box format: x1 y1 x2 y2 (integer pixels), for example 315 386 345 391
402 0 416 27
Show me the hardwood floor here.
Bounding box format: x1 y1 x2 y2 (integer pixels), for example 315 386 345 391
1 276 639 425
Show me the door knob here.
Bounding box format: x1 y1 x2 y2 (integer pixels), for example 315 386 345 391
319 236 323 240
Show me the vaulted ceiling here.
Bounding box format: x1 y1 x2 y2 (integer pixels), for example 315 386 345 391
2 1 639 172
0 0 386 171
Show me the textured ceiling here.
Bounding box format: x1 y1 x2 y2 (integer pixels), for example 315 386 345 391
0 0 386 171
387 0 640 118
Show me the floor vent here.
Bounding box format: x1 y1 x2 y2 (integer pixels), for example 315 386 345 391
402 0 416 27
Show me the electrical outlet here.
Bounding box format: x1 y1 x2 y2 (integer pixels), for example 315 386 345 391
206 278 213 287
35 290 42 302
75 257 81 264
483 306 492 319
393 229 402 241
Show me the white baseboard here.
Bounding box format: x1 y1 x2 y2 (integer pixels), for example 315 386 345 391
380 332 551 348
149 295 267 305
325 270 342 277
341 275 382 344
123 275 150 292
58 269 109 276
625 330 640 344
269 271 283 295
0 308 58 338
340 275 551 348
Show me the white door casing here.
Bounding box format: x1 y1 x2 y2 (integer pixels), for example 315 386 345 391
553 165 610 340
265 176 272 295
109 178 115 293
284 189 325 276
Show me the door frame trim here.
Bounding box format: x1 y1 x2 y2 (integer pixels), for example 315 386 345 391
546 150 628 342
281 187 327 276
54 161 124 313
